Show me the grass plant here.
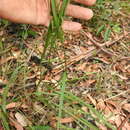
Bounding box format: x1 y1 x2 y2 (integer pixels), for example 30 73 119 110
0 64 24 130
41 0 69 59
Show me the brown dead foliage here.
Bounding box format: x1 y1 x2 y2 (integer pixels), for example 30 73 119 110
0 2 130 129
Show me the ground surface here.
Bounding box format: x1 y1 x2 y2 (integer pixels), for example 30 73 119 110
0 0 130 130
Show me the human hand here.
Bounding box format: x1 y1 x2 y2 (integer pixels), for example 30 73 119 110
0 0 96 31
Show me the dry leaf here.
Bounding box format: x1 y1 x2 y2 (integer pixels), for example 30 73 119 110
59 117 74 124
96 123 107 130
76 62 87 71
10 118 24 130
81 80 96 87
96 100 106 110
6 102 28 109
86 94 97 106
104 107 112 117
12 50 21 59
117 115 130 130
122 121 130 130
0 77 7 85
33 102 46 114
15 112 28 127
0 56 15 65
50 120 56 128
114 115 122 127
81 107 88 112
122 104 130 113
52 47 96 75
50 117 75 128
106 100 117 109
6 102 17 109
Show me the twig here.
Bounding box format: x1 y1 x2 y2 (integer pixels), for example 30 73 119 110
52 48 100 75
82 31 117 56
103 89 130 102
103 32 130 47
119 56 130 61
119 11 130 19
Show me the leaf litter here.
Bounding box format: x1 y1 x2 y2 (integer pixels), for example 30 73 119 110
0 0 130 129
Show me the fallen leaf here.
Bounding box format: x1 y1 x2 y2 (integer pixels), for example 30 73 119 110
106 100 117 109
6 102 28 109
123 121 130 130
0 77 8 85
59 117 74 124
114 115 122 127
80 80 96 88
81 107 88 112
52 47 97 75
33 102 46 114
50 117 75 128
15 112 28 127
96 123 107 130
117 115 130 130
12 50 21 59
76 62 87 71
50 120 56 128
86 94 97 106
104 106 112 117
10 118 24 130
6 102 17 109
0 56 15 65
96 99 106 110
122 104 130 113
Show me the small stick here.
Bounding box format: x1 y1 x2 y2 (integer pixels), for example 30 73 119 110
82 31 117 56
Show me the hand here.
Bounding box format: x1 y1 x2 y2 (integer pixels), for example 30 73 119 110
0 0 96 31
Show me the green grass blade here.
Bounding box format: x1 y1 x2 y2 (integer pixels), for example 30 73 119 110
0 64 24 130
57 72 67 129
63 91 116 130
42 0 69 58
2 65 23 110
104 27 111 41
51 0 59 27
59 0 69 20
0 109 10 130
96 24 105 35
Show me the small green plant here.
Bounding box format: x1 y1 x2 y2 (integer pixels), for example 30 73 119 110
41 0 69 59
57 72 67 129
19 25 37 40
35 88 116 129
0 19 10 27
0 65 24 130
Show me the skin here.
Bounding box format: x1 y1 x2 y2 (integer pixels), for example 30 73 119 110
0 0 96 31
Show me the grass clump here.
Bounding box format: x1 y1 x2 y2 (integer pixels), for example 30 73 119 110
42 0 69 58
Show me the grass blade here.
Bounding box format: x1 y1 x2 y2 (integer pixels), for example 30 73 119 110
57 72 67 129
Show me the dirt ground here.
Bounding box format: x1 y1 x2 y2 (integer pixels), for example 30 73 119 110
0 0 130 129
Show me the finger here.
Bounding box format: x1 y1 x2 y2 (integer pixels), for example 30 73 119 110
66 4 93 20
74 0 96 6
62 21 82 31
42 18 82 32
